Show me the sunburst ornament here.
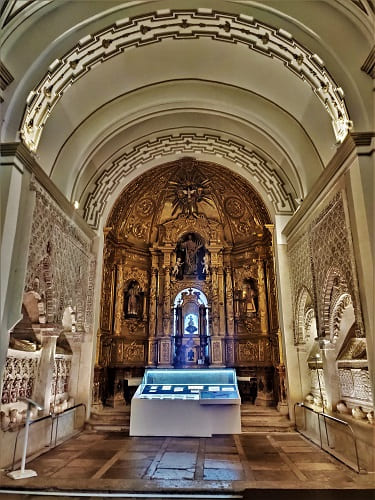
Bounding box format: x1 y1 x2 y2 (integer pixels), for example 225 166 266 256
167 167 214 217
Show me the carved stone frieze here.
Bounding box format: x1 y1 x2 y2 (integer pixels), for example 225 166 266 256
1 353 39 405
338 338 367 362
51 356 72 399
25 181 94 333
339 368 373 405
309 193 364 338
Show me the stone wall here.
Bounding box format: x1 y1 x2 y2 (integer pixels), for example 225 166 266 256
287 189 372 416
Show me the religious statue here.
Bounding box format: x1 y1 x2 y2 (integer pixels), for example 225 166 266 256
185 315 198 334
181 234 202 274
171 257 183 279
202 253 210 275
125 281 141 318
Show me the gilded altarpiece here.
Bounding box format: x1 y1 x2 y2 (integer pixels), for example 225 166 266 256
97 159 281 406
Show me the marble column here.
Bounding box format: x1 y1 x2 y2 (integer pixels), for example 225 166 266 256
33 326 61 416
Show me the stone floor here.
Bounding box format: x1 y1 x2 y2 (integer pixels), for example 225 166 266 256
0 430 373 499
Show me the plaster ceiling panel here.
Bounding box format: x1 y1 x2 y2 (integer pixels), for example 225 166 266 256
37 37 334 177
2 1 370 146
73 116 301 204
47 80 322 203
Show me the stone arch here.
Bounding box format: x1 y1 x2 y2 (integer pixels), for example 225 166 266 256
329 293 354 346
321 266 348 338
295 286 316 345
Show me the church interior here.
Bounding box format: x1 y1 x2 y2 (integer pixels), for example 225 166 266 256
0 0 374 498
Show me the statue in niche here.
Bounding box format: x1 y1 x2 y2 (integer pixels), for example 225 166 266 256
185 315 198 335
187 349 195 361
124 281 142 318
202 253 210 276
243 278 258 314
171 257 183 280
181 234 202 274
175 233 206 278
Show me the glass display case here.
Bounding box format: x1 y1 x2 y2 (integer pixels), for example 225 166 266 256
130 369 241 437
138 369 240 404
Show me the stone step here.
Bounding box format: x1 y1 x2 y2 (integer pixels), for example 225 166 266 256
87 404 293 433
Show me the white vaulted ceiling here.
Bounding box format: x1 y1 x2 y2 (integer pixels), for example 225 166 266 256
1 0 373 228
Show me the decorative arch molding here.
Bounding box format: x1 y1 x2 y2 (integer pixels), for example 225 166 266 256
330 293 354 344
20 8 351 151
321 266 348 338
83 132 296 229
295 286 316 345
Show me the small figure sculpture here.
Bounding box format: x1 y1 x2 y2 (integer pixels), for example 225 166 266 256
126 282 140 316
172 257 183 278
202 254 210 275
185 315 198 334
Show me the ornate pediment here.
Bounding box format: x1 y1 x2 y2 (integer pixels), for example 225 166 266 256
159 213 224 246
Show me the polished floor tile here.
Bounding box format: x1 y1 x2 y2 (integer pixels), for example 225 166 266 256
0 429 372 496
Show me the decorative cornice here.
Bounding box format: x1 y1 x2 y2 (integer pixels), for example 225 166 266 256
351 131 375 147
82 132 296 229
20 9 351 151
0 61 14 90
282 132 373 238
0 142 96 239
361 46 375 78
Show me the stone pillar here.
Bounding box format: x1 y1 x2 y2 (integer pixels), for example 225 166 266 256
274 215 303 419
33 327 60 415
257 255 269 334
0 155 35 396
345 136 375 406
65 332 81 405
114 262 124 335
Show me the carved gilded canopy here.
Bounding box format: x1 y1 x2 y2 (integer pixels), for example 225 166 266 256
107 158 270 247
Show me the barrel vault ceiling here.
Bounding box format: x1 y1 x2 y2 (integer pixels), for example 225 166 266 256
1 0 373 229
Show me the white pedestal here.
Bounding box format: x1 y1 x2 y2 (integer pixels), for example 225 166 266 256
130 390 241 437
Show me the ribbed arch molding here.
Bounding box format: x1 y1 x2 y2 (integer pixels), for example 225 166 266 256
21 8 351 152
83 132 296 230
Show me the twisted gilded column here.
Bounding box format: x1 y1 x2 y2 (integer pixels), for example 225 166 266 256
218 255 226 335
162 266 171 336
225 267 235 336
114 262 124 335
147 267 158 366
257 257 269 334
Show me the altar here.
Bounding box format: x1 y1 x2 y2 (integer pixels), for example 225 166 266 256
130 368 241 437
